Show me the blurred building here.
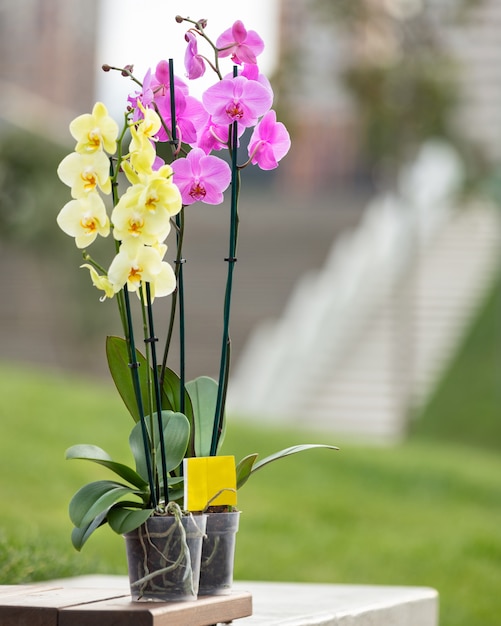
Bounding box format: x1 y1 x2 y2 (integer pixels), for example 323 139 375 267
0 0 99 140
276 0 501 192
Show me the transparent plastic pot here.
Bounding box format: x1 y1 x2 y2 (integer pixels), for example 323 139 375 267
198 510 240 596
124 513 207 602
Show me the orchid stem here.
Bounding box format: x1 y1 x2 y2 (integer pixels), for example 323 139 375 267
211 65 240 456
123 286 158 508
168 58 186 414
145 283 169 505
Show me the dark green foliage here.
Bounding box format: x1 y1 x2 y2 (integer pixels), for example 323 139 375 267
0 126 69 251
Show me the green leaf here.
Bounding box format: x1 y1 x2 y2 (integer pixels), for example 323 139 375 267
186 376 219 457
107 507 154 535
236 453 259 489
237 445 339 489
129 411 190 482
161 367 195 455
106 336 150 423
69 480 138 528
71 509 108 551
66 444 148 490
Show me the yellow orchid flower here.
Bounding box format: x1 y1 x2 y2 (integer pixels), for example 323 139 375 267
140 174 182 217
107 243 176 299
128 127 157 176
80 264 115 300
111 183 172 247
70 102 119 155
111 167 181 246
135 103 162 139
57 151 112 198
56 192 110 248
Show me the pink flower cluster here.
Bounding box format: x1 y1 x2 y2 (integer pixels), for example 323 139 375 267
129 19 290 206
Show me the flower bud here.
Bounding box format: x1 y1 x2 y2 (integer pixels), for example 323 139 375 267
197 18 208 29
102 64 111 72
122 64 134 77
175 15 184 23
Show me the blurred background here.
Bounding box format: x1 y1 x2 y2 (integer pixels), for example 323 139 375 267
1 1 501 624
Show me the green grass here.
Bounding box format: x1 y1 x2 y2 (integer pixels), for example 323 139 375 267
1 363 501 624
412 273 501 448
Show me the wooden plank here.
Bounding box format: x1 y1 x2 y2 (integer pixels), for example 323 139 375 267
59 591 253 626
0 585 129 626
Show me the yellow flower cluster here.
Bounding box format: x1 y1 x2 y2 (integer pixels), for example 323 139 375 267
57 102 182 300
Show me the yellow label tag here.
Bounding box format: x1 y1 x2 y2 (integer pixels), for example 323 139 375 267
183 455 237 511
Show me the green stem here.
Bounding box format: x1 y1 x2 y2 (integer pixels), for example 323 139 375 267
145 283 169 506
140 289 156 479
210 66 240 456
123 286 158 509
110 114 157 506
108 145 129 345
160 59 186 416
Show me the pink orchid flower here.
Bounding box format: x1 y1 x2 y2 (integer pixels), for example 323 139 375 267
196 115 246 154
202 75 272 128
216 20 264 65
171 148 231 205
240 63 273 92
128 68 155 117
247 110 291 170
128 63 189 124
151 60 190 97
184 31 206 79
155 88 208 145
223 63 273 94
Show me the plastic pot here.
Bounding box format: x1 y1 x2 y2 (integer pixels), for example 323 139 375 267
124 513 207 602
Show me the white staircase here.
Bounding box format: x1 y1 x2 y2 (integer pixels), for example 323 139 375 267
227 142 501 442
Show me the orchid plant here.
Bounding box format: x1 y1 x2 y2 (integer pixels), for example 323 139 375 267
58 16 335 551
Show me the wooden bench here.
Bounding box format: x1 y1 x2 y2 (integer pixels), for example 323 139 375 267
0 575 439 625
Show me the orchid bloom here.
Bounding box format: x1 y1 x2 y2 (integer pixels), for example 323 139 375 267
135 103 162 139
171 147 231 205
239 63 272 92
196 115 245 154
202 75 272 128
80 264 115 300
70 102 118 155
56 192 110 248
247 110 291 170
155 87 208 145
184 31 206 79
151 60 190 97
107 243 176 299
112 165 181 245
111 183 173 246
216 20 264 65
57 151 111 197
128 125 157 174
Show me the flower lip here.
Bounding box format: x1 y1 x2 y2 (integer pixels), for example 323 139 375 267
189 181 207 201
171 147 231 205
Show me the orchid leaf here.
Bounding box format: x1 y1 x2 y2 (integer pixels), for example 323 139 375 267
186 376 219 457
69 480 138 528
65 444 148 489
129 411 190 482
107 506 154 535
71 508 108 551
106 336 150 423
236 453 259 489
161 367 195 455
237 445 339 489
165 476 185 506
